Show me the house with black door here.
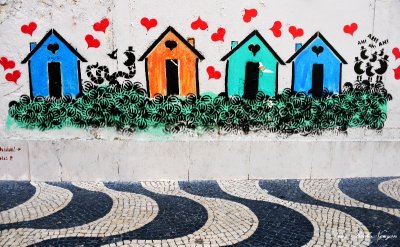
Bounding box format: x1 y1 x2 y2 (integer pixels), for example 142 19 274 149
22 29 87 98
221 30 285 99
139 26 204 97
286 32 347 97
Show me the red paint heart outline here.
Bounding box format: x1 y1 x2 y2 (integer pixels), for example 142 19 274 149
394 66 400 80
207 66 221 80
140 17 158 31
211 28 226 42
243 9 258 23
269 21 282 38
21 22 37 36
288 26 304 39
343 23 358 36
392 48 400 60
93 18 110 33
5 70 21 83
191 17 208 31
0 57 15 71
85 35 101 48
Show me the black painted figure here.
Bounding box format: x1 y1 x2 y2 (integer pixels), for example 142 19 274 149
354 57 364 81
378 48 385 57
365 62 375 82
375 55 389 82
107 49 118 60
86 47 136 85
360 46 369 60
369 51 378 63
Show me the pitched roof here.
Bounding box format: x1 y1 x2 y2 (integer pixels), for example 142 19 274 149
221 30 285 65
22 29 87 64
286 32 347 64
139 26 205 61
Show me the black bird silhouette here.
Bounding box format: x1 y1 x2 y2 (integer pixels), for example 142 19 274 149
378 48 385 57
369 51 378 62
107 49 118 60
365 62 375 81
360 46 369 60
375 55 389 82
354 57 364 81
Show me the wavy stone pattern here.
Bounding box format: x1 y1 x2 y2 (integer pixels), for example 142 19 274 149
0 179 399 247
379 178 400 202
218 180 371 247
300 179 400 218
113 181 259 246
0 182 158 247
0 182 72 224
0 182 36 212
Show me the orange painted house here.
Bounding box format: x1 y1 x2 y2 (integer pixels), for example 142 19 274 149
139 26 205 97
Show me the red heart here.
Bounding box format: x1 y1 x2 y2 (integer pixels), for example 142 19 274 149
93 18 109 33
207 66 221 80
5 70 21 83
394 66 400 80
85 35 100 48
288 26 304 39
269 21 282 38
211 28 226 42
140 17 158 31
343 23 358 36
191 17 208 31
0 57 15 71
243 9 258 23
21 22 37 36
392 48 400 60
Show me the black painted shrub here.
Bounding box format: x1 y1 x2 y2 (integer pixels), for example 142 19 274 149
8 81 390 135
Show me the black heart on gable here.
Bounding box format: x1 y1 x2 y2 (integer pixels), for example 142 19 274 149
248 44 261 56
47 43 60 54
165 40 178 51
312 46 324 57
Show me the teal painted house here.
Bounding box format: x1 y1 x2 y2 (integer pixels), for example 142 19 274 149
221 31 285 99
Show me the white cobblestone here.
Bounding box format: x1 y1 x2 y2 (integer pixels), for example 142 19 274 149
218 180 371 247
300 179 400 217
379 178 400 202
114 181 258 246
0 182 158 247
0 182 72 224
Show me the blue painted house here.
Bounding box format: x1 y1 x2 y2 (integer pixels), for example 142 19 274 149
221 31 285 99
22 29 87 98
286 32 347 97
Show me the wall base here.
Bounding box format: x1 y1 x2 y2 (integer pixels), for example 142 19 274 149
0 139 398 181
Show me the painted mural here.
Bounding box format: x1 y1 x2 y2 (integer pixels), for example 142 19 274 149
5 11 395 136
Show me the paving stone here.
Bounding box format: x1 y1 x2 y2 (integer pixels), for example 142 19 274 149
0 178 399 246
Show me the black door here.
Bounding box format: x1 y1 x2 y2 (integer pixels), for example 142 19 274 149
243 62 259 99
166 59 179 95
48 62 62 98
312 64 324 97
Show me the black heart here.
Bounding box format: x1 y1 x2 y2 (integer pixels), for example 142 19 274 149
312 46 324 57
47 43 59 54
248 44 261 56
165 40 177 51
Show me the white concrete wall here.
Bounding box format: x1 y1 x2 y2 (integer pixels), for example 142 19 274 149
0 134 399 181
0 0 399 180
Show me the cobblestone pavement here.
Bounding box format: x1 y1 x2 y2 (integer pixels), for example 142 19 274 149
0 178 399 247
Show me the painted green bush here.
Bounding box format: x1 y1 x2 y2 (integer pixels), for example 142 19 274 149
8 81 390 135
